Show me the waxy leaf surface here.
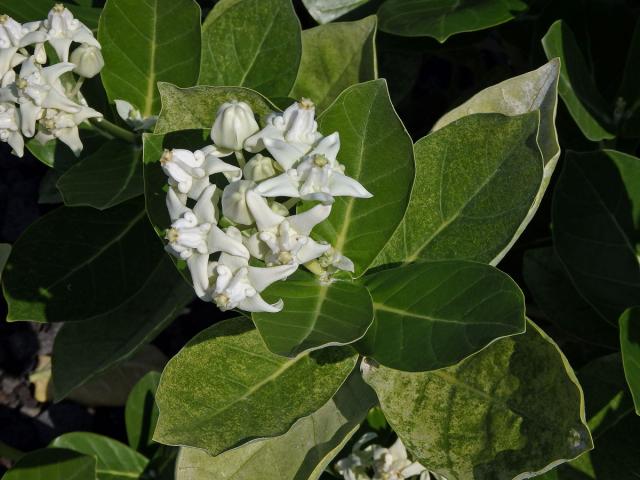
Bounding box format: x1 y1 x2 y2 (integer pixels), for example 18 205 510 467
125 371 162 455
2 448 96 480
620 307 640 415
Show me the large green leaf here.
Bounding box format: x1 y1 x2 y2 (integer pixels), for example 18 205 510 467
290 16 377 112
252 269 373 356
618 19 640 138
313 79 414 277
523 247 619 350
539 354 640 479
2 448 96 480
98 0 201 117
0 0 100 29
357 260 525 372
154 83 274 134
51 256 192 400
2 197 165 323
57 140 143 210
0 243 10 280
27 130 105 171
377 0 528 41
175 371 376 480
153 317 358 456
375 112 543 267
432 60 560 265
51 433 148 480
199 0 301 98
125 372 162 455
542 20 615 141
301 0 370 24
620 307 640 415
363 321 593 480
552 150 640 324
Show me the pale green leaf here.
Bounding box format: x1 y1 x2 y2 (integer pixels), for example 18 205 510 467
98 0 201 117
301 0 370 24
374 112 543 267
125 371 162 455
363 321 593 480
175 371 376 480
357 260 525 372
253 269 374 356
153 317 358 456
620 307 640 415
291 16 377 112
199 0 301 98
1 448 96 480
313 79 414 277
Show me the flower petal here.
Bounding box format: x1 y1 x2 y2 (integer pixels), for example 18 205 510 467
193 184 217 224
166 187 189 221
287 204 332 235
254 172 300 198
247 263 297 292
208 225 250 259
263 137 308 170
329 172 373 198
296 238 330 264
238 294 283 313
245 189 284 231
187 253 209 299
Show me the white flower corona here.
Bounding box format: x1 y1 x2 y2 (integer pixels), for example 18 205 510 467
159 98 372 313
44 3 100 62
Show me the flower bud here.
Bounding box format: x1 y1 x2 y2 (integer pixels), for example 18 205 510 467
243 153 277 181
70 43 104 78
221 180 255 225
211 101 259 152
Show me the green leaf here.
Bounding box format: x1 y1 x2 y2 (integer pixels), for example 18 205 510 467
125 371 162 455
313 79 414 277
174 371 376 480
154 83 275 134
27 130 104 171
199 0 301 98
620 307 640 415
374 112 543 267
252 269 373 356
541 354 640 479
153 317 358 456
57 140 143 210
2 197 166 323
377 0 528 41
64 345 167 407
357 260 525 371
552 150 640 324
290 16 377 112
363 321 593 480
51 433 148 480
618 19 640 138
51 256 192 400
523 247 619 350
98 0 202 117
432 60 560 265
2 448 96 480
0 1 101 29
301 0 370 24
0 243 10 280
542 20 615 141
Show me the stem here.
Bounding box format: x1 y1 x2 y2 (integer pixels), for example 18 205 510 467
89 117 137 144
235 150 246 168
283 197 299 210
304 260 324 276
0 441 24 462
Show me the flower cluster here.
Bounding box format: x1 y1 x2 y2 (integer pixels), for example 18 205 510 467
159 98 372 313
335 434 435 480
0 4 103 157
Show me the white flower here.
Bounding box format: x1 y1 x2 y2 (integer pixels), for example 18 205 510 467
34 105 101 155
244 190 331 266
160 147 241 200
207 247 297 313
0 102 23 156
254 133 372 204
0 15 46 77
244 98 322 168
319 247 355 274
44 4 100 62
69 43 104 78
115 99 157 132
243 153 277 181
0 57 83 137
210 100 259 154
221 180 255 225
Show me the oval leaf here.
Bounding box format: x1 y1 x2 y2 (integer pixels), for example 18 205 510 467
126 371 162 455
153 317 358 456
2 197 165 323
51 432 148 480
2 448 96 480
363 321 593 480
98 0 202 117
375 112 543 267
199 0 301 98
357 260 525 371
175 371 376 480
620 307 640 415
253 269 374 356
314 79 414 277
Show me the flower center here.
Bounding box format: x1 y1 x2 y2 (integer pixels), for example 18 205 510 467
313 154 329 167
53 3 65 13
277 251 293 264
213 293 229 308
0 14 8 24
165 228 179 243
15 78 28 90
298 97 314 110
42 118 56 130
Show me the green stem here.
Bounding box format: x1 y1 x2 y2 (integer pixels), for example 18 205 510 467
89 117 138 144
235 150 246 168
0 441 24 462
304 260 324 276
